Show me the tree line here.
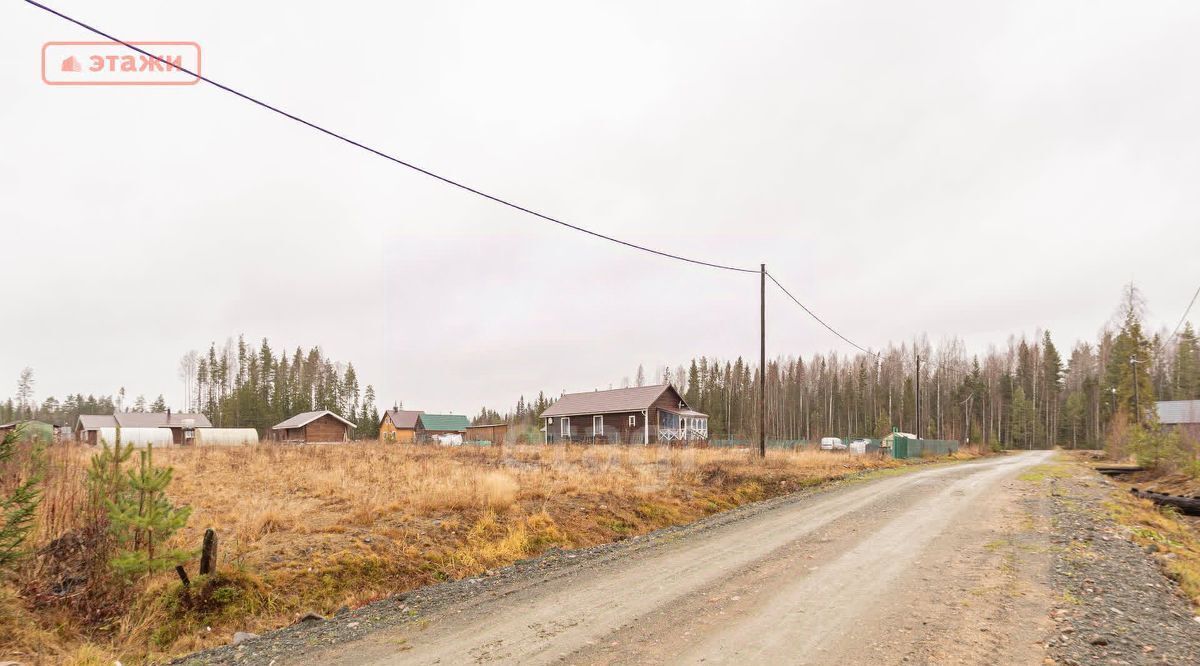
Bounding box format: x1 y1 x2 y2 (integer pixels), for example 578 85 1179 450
2 336 383 439
480 285 1199 449
177 336 381 438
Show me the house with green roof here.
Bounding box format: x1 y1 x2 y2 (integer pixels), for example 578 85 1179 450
417 413 470 442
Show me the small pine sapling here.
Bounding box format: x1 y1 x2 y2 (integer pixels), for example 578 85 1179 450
0 424 45 570
107 443 194 578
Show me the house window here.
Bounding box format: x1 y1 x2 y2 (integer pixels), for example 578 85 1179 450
561 417 570 437
628 415 636 426
593 415 604 435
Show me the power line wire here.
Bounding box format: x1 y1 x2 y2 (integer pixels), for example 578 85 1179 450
1166 283 1200 343
764 271 879 358
23 0 758 275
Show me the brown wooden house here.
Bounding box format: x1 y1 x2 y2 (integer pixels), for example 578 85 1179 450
271 410 355 443
540 384 708 445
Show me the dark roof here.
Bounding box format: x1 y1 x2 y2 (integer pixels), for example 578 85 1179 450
418 413 470 432
382 409 422 429
272 410 356 430
1157 400 1200 425
540 384 705 418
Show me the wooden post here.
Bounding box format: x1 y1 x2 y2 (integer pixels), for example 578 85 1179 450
760 263 766 459
175 564 191 587
199 528 218 575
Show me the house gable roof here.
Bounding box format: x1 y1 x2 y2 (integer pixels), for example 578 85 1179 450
540 384 702 418
77 413 212 430
113 412 212 428
76 414 118 430
272 410 356 430
381 409 423 429
1157 400 1200 425
418 413 470 432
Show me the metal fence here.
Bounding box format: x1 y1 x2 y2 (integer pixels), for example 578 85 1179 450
891 436 959 459
709 438 810 450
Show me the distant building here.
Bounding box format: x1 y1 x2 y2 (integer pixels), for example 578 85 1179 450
540 384 708 445
379 409 423 444
0 422 18 439
1157 400 1200 441
74 411 212 446
417 413 470 442
271 410 355 443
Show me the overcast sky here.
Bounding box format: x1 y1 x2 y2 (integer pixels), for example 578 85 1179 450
2 0 1198 414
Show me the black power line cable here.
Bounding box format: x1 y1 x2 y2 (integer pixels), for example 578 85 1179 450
1166 283 1200 343
764 271 879 358
23 0 758 275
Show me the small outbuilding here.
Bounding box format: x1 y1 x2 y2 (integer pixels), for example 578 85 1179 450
271 410 355 443
465 423 508 445
1157 400 1200 442
379 409 423 444
417 413 470 442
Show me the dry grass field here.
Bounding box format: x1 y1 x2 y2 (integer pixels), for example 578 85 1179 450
1 441 976 664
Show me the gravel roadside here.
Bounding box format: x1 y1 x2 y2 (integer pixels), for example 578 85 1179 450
1043 469 1200 665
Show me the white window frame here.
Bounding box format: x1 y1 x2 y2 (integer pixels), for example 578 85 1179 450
628 415 637 427
593 415 604 436
561 417 570 437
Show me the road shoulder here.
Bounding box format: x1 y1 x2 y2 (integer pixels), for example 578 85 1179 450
1034 460 1200 665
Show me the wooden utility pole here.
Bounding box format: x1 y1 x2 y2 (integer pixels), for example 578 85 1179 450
760 263 767 458
915 352 921 440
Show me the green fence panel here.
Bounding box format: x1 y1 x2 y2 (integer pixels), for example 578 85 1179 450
892 436 958 459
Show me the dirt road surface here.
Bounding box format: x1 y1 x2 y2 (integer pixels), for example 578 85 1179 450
260 451 1059 665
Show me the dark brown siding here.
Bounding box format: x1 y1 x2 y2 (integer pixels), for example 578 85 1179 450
547 410 647 444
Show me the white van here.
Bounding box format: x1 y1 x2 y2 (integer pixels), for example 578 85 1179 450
819 437 845 451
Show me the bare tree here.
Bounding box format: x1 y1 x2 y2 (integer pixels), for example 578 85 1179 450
178 350 199 412
15 367 34 413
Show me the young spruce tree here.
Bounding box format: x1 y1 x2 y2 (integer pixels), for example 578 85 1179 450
107 443 193 578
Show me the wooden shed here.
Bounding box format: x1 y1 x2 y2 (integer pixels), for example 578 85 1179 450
465 423 508 445
271 410 355 443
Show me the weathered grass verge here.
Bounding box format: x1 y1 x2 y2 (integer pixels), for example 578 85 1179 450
2 442 981 663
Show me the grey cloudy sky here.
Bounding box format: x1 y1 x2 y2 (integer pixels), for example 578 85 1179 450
2 0 1198 413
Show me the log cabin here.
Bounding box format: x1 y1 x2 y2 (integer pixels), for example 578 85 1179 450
271 410 355 443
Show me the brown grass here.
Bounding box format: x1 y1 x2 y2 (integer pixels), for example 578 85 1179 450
2 441 964 663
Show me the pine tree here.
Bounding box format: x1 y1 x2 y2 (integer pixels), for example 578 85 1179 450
0 425 43 570
107 444 193 578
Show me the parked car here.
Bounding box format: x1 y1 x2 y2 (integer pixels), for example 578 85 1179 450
819 437 845 451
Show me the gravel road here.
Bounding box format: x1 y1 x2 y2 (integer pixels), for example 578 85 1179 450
186 450 1099 665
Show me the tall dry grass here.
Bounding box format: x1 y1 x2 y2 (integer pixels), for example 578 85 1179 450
4 440 927 663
